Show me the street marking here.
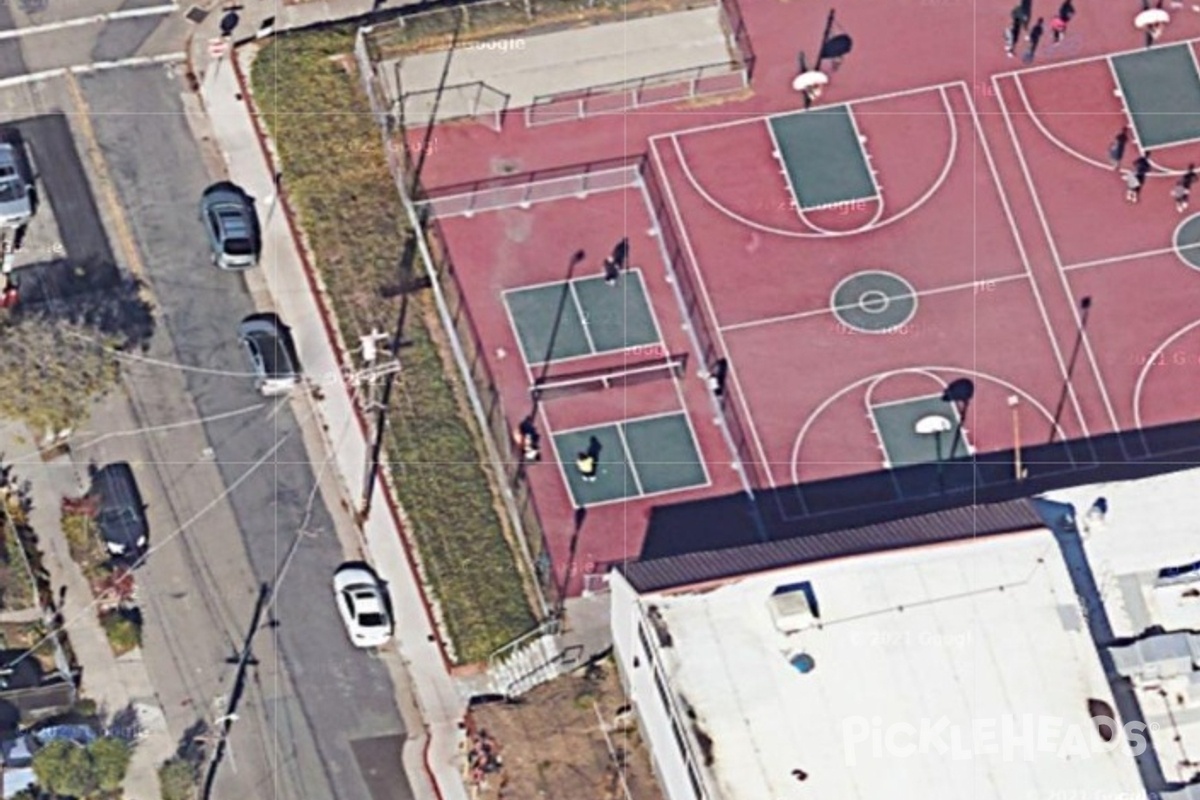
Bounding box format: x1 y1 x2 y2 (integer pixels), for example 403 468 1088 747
0 5 176 41
63 71 154 301
0 53 186 90
208 38 229 59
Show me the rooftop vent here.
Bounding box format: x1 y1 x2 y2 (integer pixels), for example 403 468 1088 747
769 582 817 633
789 652 816 674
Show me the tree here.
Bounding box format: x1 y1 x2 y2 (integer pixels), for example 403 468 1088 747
0 313 120 435
158 757 198 800
32 739 97 798
89 736 132 792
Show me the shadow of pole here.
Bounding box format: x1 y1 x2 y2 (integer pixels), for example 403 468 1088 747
556 507 588 616
527 249 588 420
1048 296 1092 444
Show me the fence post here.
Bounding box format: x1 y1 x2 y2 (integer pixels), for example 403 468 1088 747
690 65 700 99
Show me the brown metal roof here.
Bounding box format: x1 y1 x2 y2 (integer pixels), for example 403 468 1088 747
618 498 1047 593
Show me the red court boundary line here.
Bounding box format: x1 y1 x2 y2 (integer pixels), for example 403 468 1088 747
646 79 964 142
991 34 1200 80
989 82 1127 453
787 367 1068 487
502 268 668 373
1132 319 1200 432
660 83 962 240
721 273 1029 335
960 85 1095 442
646 143 777 489
543 407 715 510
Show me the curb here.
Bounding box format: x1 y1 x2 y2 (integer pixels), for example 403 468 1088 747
223 39 459 800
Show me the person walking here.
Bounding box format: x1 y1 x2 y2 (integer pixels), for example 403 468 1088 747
575 452 598 482
1024 18 1045 63
1108 128 1130 170
1173 164 1197 212
1134 151 1153 182
1124 170 1145 204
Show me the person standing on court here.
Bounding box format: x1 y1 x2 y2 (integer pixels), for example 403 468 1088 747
603 255 620 286
1024 18 1045 63
1052 0 1074 42
1006 3 1029 56
1124 170 1145 204
575 451 598 482
1173 164 1197 212
1109 128 1130 170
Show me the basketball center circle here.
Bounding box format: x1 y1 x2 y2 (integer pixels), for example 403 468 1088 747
1174 214 1200 270
831 271 918 333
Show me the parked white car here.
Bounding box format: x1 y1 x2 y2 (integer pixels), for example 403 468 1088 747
333 565 392 649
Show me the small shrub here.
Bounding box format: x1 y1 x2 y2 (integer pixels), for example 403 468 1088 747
159 757 198 800
101 609 141 656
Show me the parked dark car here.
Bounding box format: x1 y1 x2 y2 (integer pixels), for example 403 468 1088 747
238 315 300 396
89 463 148 559
200 182 259 269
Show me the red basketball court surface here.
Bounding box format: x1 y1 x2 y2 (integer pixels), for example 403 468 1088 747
410 2 1200 596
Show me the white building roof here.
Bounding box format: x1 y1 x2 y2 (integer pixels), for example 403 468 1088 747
643 528 1145 800
1042 469 1200 638
1044 468 1200 785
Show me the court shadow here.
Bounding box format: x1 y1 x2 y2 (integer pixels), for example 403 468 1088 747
638 419 1199 562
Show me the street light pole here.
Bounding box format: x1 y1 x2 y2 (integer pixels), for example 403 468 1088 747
1008 395 1025 481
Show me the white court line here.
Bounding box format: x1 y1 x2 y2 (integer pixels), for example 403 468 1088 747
991 82 1127 450
1010 75 1115 172
720 273 1028 334
666 369 715 488
0 5 175 41
1105 54 1145 154
635 173 759 502
648 140 776 488
614 423 645 497
992 34 1200 80
500 286 544 378
568 282 599 354
647 80 965 144
973 81 1093 441
668 83 961 240
1131 319 1200 434
788 367 1068 486
552 408 688 437
0 52 185 90
622 268 669 351
1062 240 1200 272
869 389 950 412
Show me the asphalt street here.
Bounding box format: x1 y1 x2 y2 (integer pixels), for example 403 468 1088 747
77 64 415 800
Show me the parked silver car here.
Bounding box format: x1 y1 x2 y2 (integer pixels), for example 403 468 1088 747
200 183 259 269
0 143 32 229
238 315 299 396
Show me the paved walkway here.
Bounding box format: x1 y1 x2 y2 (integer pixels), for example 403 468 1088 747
194 32 470 800
0 426 175 800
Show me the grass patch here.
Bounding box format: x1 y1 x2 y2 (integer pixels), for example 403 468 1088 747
0 517 35 611
100 608 141 658
249 30 534 663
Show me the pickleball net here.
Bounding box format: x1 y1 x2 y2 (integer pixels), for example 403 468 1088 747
531 353 687 401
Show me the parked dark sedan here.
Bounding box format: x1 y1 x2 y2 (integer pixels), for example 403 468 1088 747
89 463 148 559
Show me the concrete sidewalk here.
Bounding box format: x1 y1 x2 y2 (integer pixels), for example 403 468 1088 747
0 427 174 800
196 39 470 800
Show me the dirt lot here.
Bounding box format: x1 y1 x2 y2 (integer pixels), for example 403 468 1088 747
467 658 664 800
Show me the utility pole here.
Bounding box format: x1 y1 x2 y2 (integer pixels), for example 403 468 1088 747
353 328 402 517
200 528 312 799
